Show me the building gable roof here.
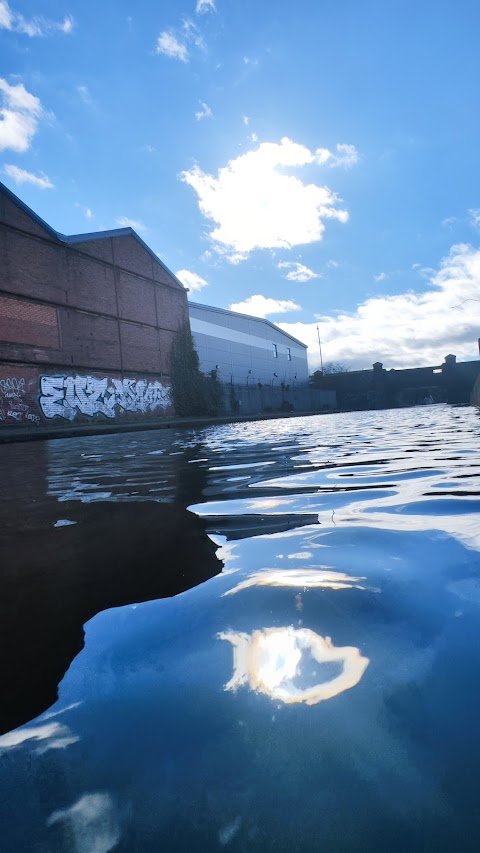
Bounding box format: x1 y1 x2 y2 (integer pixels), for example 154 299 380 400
0 180 186 291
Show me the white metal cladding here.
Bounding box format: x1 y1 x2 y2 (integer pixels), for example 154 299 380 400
188 304 309 386
189 318 306 359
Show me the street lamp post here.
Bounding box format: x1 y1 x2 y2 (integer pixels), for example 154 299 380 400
316 325 324 373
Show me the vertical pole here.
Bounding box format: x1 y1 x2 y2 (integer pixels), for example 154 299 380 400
316 325 324 373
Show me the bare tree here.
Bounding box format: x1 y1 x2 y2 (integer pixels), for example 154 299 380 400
322 361 350 374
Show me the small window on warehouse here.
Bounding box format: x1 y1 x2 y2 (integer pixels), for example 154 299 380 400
287 347 291 361
273 344 278 358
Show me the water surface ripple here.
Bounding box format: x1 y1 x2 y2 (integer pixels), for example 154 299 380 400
1 404 480 852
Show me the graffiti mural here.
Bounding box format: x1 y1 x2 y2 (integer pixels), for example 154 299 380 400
39 374 172 421
0 369 41 425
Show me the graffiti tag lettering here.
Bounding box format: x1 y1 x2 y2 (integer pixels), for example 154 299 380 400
0 377 25 396
25 413 41 425
0 374 41 426
39 375 172 421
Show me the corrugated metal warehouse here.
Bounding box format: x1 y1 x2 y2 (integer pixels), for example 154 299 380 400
189 301 309 387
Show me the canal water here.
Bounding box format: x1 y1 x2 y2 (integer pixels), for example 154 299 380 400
1 405 480 851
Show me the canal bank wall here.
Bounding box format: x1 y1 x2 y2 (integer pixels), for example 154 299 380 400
0 398 337 443
472 374 480 406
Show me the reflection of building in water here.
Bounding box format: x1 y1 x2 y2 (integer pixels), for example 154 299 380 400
219 627 369 705
222 568 365 596
0 437 222 735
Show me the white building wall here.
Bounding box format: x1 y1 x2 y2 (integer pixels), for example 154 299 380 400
189 302 309 386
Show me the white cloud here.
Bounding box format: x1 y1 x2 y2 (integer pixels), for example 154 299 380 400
441 215 458 228
181 17 204 49
242 115 249 126
195 101 212 121
4 164 53 188
326 259 339 269
155 31 188 61
76 84 95 106
59 15 74 34
315 143 360 169
279 243 480 370
469 208 480 231
180 136 351 261
0 2 74 36
115 216 148 233
0 1 13 28
175 268 208 293
75 202 93 218
278 261 320 283
374 272 386 282
0 78 42 152
229 294 301 318
0 78 41 114
196 0 216 13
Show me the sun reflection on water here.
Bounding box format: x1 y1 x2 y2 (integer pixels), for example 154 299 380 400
218 627 369 705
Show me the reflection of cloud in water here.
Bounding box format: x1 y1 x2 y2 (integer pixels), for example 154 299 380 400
208 535 240 564
247 498 295 510
448 577 480 605
42 701 82 720
0 721 79 753
287 551 313 559
222 568 365 596
47 792 120 853
219 627 369 704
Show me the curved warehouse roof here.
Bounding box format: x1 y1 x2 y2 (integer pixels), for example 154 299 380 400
189 301 308 349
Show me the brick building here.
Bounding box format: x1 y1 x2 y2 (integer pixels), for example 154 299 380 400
312 355 480 409
0 181 188 429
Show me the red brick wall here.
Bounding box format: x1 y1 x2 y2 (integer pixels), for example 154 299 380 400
119 321 162 373
2 228 68 304
117 270 156 325
0 295 59 348
60 309 122 370
65 252 117 316
0 184 189 427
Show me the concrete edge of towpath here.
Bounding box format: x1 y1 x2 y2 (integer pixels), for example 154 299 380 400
0 407 339 444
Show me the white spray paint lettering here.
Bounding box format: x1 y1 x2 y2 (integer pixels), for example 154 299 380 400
0 377 25 396
39 375 172 420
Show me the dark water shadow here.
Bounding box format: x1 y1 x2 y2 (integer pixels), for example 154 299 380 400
0 440 222 735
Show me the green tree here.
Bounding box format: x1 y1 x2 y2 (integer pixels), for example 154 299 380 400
170 322 224 417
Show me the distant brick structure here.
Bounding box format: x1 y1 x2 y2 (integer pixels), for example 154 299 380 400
0 181 188 428
312 355 480 410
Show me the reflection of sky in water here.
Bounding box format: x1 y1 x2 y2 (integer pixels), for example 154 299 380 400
2 405 480 850
222 568 366 595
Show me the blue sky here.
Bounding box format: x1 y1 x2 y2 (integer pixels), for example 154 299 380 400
1 0 480 370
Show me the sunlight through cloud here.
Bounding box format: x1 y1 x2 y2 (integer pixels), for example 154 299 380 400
180 137 353 260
